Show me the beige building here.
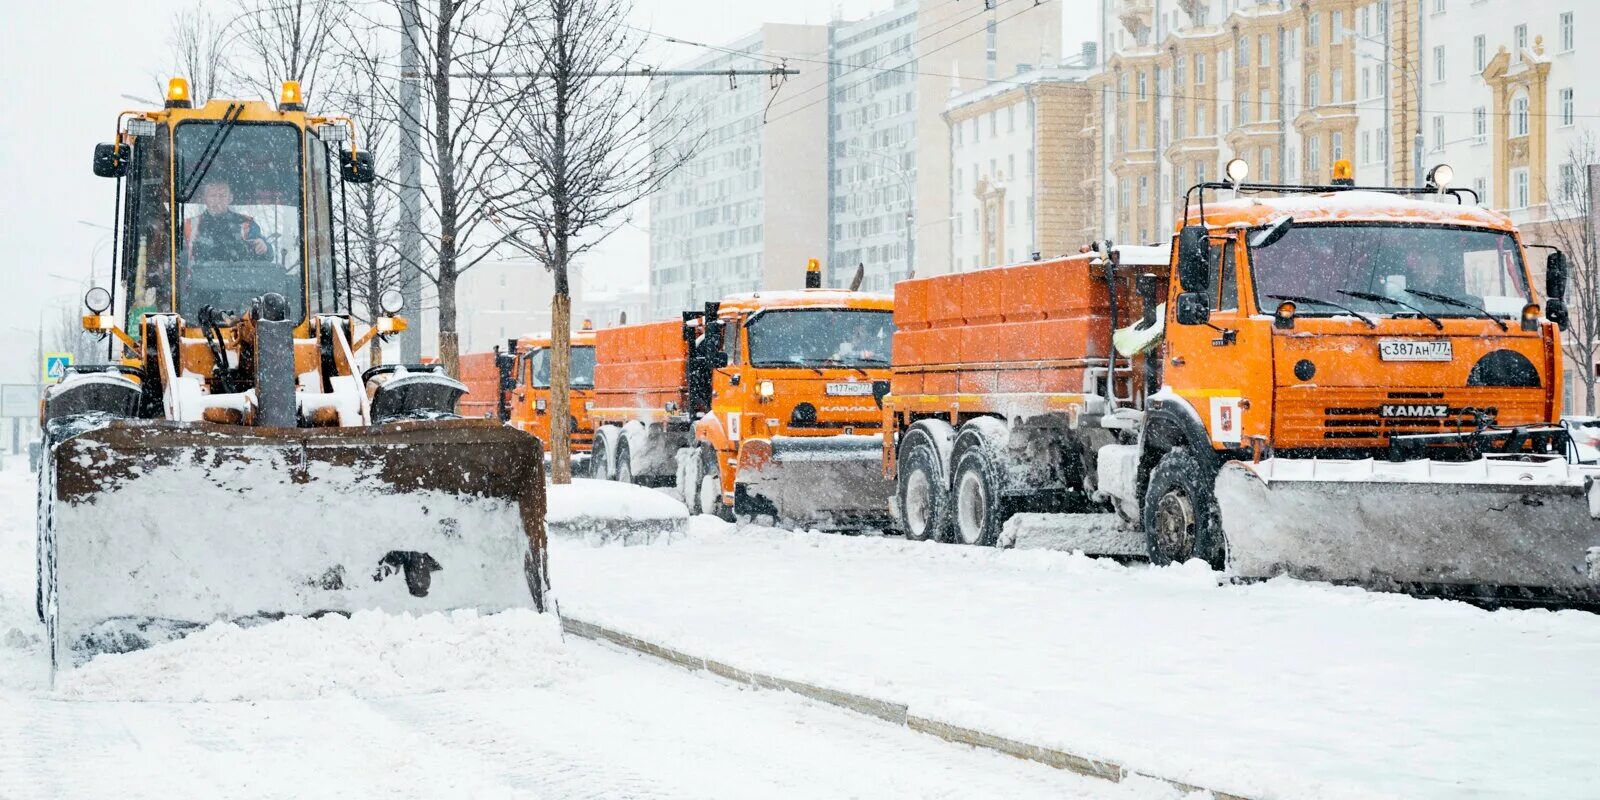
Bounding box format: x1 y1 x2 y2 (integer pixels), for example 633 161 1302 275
447 260 578 355
1092 0 1425 244
945 59 1100 271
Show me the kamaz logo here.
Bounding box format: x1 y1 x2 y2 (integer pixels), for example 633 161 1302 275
1379 404 1449 418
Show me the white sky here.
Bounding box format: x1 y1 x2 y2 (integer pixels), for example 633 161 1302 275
0 0 1096 383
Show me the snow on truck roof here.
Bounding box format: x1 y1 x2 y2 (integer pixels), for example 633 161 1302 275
716 289 894 315
1187 190 1515 231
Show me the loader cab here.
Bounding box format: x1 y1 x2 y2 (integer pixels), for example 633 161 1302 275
97 81 371 340
1164 159 1565 460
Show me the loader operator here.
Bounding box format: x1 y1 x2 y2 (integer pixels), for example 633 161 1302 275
183 181 271 264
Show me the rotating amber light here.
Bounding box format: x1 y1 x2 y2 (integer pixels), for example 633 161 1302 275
165 77 192 109
1331 159 1355 186
279 80 304 111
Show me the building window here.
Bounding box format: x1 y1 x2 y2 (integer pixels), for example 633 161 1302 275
1119 177 1130 209
1362 66 1371 99
1238 36 1248 66
1261 88 1272 120
1361 130 1371 164
1331 68 1343 103
1433 115 1445 150
1195 53 1207 84
1260 147 1273 182
1360 5 1371 36
1138 70 1147 99
1308 73 1320 105
1222 103 1231 131
1176 56 1187 85
1258 34 1269 64
1378 125 1388 161
1433 46 1445 81
1561 88 1574 126
1307 13 1320 46
1512 167 1530 208
1332 132 1344 161
1308 135 1321 177
1221 50 1231 81
1512 94 1530 136
1560 163 1578 203
1138 175 1149 205
1472 177 1487 203
1473 35 1486 72
1331 11 1344 41
1197 104 1208 135
1561 12 1574 52
1474 107 1487 142
1433 0 1445 13
1239 92 1250 123
1514 24 1527 59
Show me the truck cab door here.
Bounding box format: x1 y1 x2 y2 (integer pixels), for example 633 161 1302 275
1163 235 1272 450
710 320 744 445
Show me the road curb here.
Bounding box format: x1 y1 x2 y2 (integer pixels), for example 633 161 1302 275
560 615 1253 800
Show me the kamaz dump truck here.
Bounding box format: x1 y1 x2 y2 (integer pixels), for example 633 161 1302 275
590 261 897 529
461 325 598 466
39 79 547 667
883 159 1599 605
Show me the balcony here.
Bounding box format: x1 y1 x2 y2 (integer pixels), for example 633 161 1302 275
1117 0 1152 37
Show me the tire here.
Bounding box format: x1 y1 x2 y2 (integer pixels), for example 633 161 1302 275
591 425 620 481
615 439 635 485
1141 448 1224 567
896 426 950 541
679 449 703 514
949 445 1004 546
700 446 733 521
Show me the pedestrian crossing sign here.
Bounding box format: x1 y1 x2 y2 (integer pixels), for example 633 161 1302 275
43 353 73 382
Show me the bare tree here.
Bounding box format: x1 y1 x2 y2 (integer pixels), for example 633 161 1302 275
1542 131 1600 413
228 0 342 102
166 4 235 103
342 89 407 363
487 0 695 483
345 0 541 379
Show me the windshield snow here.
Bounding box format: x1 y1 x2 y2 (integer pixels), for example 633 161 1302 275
747 309 894 368
1248 224 1530 318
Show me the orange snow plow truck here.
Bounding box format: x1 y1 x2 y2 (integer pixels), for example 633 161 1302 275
884 160 1600 605
460 325 598 466
590 261 896 529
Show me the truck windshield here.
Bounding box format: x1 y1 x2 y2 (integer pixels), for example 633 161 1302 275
527 346 596 388
173 121 304 319
1248 223 1530 319
747 309 894 368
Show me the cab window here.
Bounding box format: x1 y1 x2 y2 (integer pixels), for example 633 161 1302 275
722 321 742 365
1215 242 1238 312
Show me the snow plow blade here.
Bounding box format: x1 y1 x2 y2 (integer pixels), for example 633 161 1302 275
40 418 547 667
1215 458 1600 604
738 435 893 529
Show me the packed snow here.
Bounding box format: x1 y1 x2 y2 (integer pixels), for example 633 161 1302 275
1 459 1163 798
552 515 1600 800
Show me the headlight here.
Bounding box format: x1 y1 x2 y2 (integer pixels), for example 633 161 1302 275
758 380 775 400
126 118 160 137
535 398 547 412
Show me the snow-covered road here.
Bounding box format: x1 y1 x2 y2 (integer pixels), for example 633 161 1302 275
0 459 1172 799
552 516 1600 800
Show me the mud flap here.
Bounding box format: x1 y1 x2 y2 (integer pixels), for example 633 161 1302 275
41 418 546 667
738 435 893 529
1215 458 1600 601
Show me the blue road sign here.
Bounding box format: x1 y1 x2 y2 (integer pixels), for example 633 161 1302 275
43 353 74 382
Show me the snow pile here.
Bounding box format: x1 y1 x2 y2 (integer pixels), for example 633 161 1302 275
547 478 687 546
58 608 572 702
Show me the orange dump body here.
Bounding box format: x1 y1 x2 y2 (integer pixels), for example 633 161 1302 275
457 352 502 420
891 252 1155 416
592 320 690 422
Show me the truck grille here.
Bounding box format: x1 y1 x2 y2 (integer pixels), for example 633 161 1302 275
1276 388 1544 448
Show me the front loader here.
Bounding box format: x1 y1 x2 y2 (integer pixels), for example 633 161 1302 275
39 79 547 667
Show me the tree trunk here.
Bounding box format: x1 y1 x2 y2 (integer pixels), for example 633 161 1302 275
438 266 459 377
550 288 572 484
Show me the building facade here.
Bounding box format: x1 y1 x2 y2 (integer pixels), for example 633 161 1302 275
446 260 580 355
946 58 1100 271
646 24 832 320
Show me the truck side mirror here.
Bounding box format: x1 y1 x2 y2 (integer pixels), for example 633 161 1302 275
1176 225 1211 293
712 351 730 369
1136 273 1159 327
93 143 128 178
1175 291 1211 326
340 149 376 183
1546 251 1570 301
1547 298 1570 328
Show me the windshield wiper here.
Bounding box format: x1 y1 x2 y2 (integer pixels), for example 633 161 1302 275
177 103 245 203
820 358 869 376
1404 289 1509 331
1337 290 1444 330
1266 294 1377 328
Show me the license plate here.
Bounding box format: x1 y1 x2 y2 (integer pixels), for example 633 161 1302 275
1378 340 1453 362
1380 404 1450 418
826 382 873 396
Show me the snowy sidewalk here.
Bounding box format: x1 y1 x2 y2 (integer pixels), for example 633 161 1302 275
550 518 1600 800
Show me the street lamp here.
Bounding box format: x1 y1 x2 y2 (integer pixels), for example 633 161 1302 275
854 149 917 281
1343 26 1425 187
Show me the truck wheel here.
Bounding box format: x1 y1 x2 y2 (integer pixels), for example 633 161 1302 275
678 449 702 513
591 425 620 481
897 427 949 541
950 446 1003 546
700 446 732 521
1141 448 1223 567
615 439 635 485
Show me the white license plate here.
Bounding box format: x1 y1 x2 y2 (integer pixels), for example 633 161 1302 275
1378 340 1453 362
826 382 873 396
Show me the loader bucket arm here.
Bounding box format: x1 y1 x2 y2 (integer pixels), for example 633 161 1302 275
40 418 546 667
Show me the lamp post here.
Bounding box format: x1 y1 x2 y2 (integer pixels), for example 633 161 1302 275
1344 26 1425 187
856 149 917 281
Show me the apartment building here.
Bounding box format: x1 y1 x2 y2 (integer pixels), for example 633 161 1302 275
646 24 832 320
946 55 1100 271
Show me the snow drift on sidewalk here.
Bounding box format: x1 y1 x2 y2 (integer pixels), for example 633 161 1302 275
547 478 688 546
57 608 573 702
